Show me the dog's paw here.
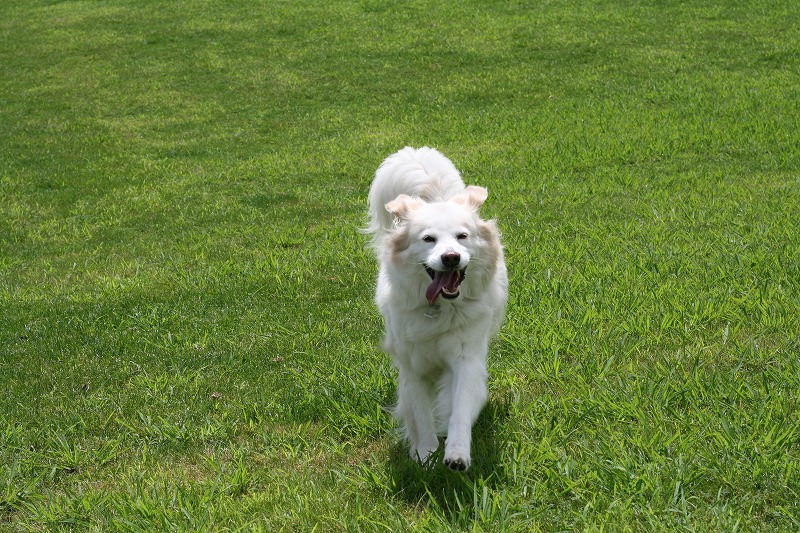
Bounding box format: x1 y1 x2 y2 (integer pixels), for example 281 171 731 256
410 446 438 465
444 456 469 471
444 439 471 471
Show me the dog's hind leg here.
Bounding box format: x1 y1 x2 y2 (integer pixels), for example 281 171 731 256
443 356 488 471
396 368 439 463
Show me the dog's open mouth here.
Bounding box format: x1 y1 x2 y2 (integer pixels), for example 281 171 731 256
424 266 466 305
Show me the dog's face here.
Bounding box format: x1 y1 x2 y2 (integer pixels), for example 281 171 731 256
385 187 489 305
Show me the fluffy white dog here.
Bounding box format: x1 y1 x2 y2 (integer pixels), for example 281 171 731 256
366 147 508 471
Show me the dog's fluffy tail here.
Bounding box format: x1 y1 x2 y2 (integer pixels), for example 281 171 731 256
366 146 466 252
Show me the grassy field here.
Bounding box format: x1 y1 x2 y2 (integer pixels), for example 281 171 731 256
2 0 799 530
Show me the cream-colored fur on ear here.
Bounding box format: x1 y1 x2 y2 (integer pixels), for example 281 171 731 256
451 186 488 211
385 194 426 220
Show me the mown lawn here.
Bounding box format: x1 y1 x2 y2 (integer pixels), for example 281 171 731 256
1 0 799 530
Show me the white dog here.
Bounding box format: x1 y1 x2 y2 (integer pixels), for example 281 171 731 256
366 147 508 471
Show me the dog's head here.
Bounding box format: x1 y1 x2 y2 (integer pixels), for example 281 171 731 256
385 186 491 305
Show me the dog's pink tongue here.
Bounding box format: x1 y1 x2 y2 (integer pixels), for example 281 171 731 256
425 270 459 305
425 273 445 305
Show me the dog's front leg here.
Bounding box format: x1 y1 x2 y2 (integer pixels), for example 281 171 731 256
443 356 488 471
396 368 439 463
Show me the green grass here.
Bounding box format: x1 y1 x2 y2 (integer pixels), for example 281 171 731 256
2 0 799 530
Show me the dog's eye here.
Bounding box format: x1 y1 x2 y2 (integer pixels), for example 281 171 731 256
423 235 436 243
457 233 468 240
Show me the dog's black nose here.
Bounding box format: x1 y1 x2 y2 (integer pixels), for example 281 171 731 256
441 252 461 269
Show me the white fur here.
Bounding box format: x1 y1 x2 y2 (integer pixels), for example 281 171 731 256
366 147 508 471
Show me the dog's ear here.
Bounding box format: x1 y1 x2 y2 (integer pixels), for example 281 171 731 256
452 186 488 212
385 194 425 220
